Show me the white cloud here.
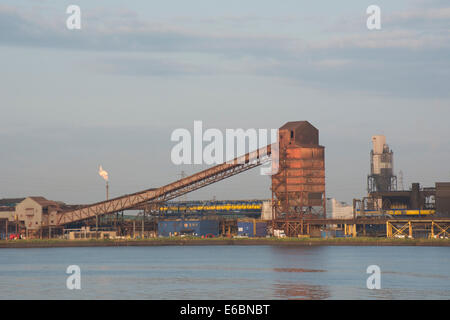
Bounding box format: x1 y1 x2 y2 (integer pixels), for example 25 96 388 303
390 7 450 21
313 59 352 68
1 4 449 98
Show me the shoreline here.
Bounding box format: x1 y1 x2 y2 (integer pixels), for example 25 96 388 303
1 237 450 248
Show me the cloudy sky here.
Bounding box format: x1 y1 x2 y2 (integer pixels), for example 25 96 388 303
0 0 449 205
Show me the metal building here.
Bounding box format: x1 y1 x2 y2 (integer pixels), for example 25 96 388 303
436 182 450 217
237 220 267 237
271 121 325 218
367 135 397 193
365 183 435 212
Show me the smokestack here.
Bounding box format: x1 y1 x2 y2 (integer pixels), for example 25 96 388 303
98 165 109 200
411 183 420 209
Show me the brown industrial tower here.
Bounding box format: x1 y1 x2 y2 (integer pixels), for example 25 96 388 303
272 121 326 219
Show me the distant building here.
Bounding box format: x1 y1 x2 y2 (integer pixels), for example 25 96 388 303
0 198 25 222
364 182 450 217
15 197 60 230
326 198 353 219
0 198 25 207
367 135 397 193
0 207 15 222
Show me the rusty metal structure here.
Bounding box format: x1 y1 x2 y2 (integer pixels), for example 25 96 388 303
271 121 325 219
56 145 272 225
55 121 324 232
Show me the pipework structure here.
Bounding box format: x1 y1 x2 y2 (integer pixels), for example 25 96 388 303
367 135 397 193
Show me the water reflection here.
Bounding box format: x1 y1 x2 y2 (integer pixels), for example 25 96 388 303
274 282 330 300
273 268 325 273
384 271 450 280
0 246 449 299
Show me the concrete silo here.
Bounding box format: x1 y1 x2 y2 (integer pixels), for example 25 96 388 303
367 135 397 193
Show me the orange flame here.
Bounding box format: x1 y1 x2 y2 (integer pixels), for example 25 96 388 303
98 165 109 181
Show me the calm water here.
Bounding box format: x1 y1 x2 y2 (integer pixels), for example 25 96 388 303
0 245 449 299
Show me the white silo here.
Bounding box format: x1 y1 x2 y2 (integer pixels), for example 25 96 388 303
368 135 397 193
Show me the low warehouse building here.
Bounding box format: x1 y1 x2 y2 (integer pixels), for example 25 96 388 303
0 207 15 222
237 220 267 237
15 197 60 230
158 220 219 237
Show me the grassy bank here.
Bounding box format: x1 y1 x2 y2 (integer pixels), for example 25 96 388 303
0 236 449 248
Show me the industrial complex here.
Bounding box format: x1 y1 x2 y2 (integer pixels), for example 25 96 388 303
1 121 449 241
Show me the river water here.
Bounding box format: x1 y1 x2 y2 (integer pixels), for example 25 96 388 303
0 245 448 299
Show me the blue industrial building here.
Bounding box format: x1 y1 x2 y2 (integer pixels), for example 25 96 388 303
157 220 219 237
237 221 267 237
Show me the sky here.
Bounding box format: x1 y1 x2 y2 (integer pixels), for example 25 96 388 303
0 0 449 205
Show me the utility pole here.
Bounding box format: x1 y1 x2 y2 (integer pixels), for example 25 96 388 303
142 210 145 238
178 171 187 202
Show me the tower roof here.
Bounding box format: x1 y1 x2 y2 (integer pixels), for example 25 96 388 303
279 121 319 146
